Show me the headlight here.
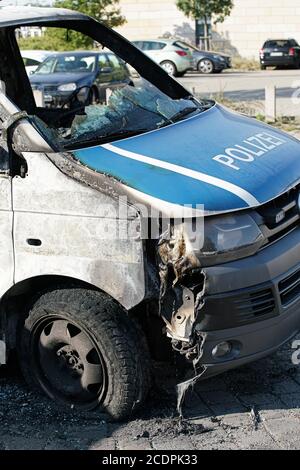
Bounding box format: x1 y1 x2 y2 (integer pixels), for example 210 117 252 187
198 213 265 266
58 83 77 92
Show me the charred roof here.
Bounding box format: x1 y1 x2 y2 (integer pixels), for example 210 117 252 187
0 7 88 27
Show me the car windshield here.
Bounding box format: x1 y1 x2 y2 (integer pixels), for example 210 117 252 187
35 54 96 74
56 78 210 149
26 28 213 150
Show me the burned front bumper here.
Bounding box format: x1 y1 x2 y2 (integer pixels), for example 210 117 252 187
196 226 300 377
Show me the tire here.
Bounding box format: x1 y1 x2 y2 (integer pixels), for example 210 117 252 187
198 59 214 74
17 288 151 421
160 60 177 76
260 65 266 70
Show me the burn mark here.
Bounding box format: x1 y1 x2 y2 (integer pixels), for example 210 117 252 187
157 222 206 356
157 222 209 416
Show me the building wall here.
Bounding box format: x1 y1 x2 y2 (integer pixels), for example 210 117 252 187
216 0 300 58
116 0 300 58
3 0 300 58
115 0 194 42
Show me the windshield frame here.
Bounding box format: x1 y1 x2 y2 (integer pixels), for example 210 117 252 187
9 15 216 151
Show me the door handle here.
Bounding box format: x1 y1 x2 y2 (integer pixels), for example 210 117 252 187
26 239 42 247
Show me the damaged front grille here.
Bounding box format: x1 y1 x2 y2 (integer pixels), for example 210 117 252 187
258 184 300 246
43 85 58 93
279 267 300 306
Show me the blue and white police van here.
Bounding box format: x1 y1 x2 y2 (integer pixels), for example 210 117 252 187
0 7 299 420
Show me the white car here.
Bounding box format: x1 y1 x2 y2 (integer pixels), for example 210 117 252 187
21 50 54 75
132 39 194 76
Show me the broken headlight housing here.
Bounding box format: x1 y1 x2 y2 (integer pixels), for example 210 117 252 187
197 213 265 266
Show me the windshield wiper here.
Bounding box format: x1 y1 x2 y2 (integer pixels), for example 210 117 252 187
64 128 149 150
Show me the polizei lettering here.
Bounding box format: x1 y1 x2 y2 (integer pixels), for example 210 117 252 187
213 132 286 170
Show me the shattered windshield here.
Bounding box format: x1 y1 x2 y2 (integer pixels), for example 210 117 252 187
58 78 207 149
25 27 213 150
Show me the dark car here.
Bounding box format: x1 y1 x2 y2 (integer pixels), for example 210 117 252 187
260 39 300 69
175 40 231 74
30 51 131 107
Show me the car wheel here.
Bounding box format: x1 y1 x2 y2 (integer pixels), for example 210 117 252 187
17 288 151 421
160 60 177 76
260 64 266 70
198 59 214 74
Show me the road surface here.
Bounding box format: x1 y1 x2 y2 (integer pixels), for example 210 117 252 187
179 69 300 116
1 332 300 450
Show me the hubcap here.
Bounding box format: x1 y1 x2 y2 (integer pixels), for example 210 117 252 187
200 59 213 73
31 317 106 408
161 62 175 75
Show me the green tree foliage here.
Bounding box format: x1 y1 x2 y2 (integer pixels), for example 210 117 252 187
176 0 234 24
18 0 126 50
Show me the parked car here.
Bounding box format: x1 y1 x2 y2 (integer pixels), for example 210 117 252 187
174 40 231 74
132 39 194 76
30 51 131 107
21 50 54 75
260 39 300 69
1 7 300 421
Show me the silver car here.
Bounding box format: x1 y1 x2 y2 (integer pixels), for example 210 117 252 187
132 39 194 76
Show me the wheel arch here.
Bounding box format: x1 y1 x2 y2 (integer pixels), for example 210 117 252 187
1 274 165 362
0 275 119 353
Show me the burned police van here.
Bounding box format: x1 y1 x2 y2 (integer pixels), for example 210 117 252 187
0 7 299 420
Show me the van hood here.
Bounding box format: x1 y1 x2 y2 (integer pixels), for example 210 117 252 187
73 104 300 214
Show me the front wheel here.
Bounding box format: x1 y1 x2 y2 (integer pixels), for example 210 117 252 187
160 60 177 76
18 288 151 421
198 58 214 74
